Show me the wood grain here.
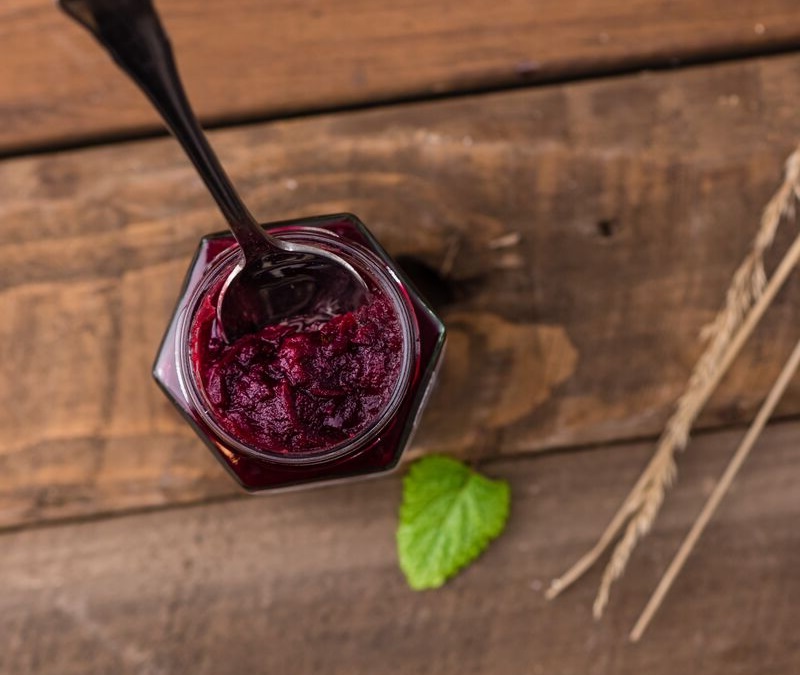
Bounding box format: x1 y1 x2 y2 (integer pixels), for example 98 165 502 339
2 422 798 674
4 0 800 152
5 53 800 530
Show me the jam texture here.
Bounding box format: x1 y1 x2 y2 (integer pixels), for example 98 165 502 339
154 214 446 490
190 288 403 455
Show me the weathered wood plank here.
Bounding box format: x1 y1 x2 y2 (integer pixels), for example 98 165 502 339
4 0 800 152
2 423 798 674
4 54 800 529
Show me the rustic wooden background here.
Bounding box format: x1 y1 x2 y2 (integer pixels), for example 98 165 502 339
2 1 799 672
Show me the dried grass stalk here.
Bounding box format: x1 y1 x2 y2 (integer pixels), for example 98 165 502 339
629 334 800 641
546 144 800 615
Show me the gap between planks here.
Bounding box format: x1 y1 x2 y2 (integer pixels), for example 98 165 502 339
3 418 799 539
5 43 800 162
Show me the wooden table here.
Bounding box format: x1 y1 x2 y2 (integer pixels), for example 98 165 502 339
2 2 799 672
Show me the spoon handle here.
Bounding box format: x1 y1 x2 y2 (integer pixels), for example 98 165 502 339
58 0 275 257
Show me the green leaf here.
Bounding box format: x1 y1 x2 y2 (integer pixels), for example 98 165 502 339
397 455 510 590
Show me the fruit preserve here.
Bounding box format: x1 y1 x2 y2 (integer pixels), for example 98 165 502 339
153 213 446 490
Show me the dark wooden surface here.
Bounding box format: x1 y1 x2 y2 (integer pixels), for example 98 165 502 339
2 422 799 674
2 2 800 672
4 0 800 152
4 53 800 531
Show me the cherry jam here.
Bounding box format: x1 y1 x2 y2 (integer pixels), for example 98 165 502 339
153 214 446 490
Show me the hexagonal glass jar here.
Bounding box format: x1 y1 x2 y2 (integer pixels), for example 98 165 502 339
153 213 446 491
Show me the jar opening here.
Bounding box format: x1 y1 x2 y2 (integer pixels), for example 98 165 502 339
176 227 417 466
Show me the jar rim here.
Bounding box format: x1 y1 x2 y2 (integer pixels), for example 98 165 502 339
175 226 417 466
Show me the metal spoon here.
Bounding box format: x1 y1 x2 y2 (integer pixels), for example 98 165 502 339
58 0 368 343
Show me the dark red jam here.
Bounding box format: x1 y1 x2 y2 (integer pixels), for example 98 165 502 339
190 284 404 455
154 214 446 490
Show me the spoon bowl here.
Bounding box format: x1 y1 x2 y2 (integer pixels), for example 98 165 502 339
217 237 368 341
59 0 368 342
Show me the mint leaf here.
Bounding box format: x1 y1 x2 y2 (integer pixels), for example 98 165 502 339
397 455 510 590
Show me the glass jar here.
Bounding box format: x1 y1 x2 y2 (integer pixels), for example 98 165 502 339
153 213 446 490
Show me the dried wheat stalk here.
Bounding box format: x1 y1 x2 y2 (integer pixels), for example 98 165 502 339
546 144 800 616
629 333 800 641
